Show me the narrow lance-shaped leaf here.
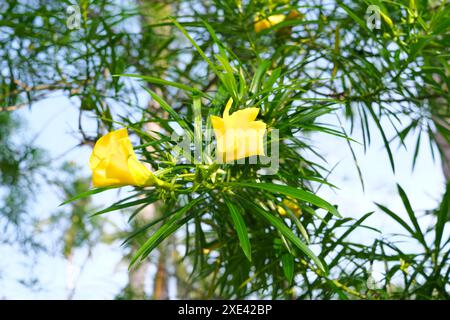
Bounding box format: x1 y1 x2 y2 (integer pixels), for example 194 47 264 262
116 74 211 99
141 86 194 140
59 187 113 206
90 194 158 217
375 203 416 237
367 103 396 173
397 184 427 248
225 197 252 261
193 96 203 164
241 197 326 273
281 253 294 284
129 197 203 269
435 184 449 251
229 182 340 217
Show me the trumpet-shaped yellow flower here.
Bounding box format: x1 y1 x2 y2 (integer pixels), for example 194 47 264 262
89 128 155 188
211 98 266 163
254 14 286 33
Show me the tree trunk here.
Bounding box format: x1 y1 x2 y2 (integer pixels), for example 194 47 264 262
138 0 174 300
152 244 169 299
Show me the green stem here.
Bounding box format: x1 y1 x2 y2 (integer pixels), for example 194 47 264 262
154 177 174 190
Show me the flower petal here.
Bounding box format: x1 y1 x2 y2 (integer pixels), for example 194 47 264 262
128 157 153 186
211 116 225 133
210 100 267 162
228 108 261 127
222 98 234 118
89 128 154 187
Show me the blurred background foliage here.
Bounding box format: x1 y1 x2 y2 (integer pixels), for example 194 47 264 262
0 0 449 299
0 112 47 240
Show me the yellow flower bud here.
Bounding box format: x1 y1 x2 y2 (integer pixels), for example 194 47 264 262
254 14 286 32
89 128 155 188
278 198 302 217
277 205 287 216
254 10 302 33
211 98 267 162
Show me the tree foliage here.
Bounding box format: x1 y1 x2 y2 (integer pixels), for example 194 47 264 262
0 0 449 299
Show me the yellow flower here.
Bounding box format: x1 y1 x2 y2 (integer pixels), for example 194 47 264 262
254 10 302 33
254 14 286 32
89 128 156 188
277 198 302 217
277 206 287 216
211 98 266 163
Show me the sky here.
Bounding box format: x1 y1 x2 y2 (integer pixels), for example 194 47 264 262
0 95 130 299
0 90 447 299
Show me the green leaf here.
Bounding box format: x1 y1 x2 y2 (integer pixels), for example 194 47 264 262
324 212 375 259
367 103 396 172
288 211 310 244
264 67 281 91
241 198 326 273
193 96 203 164
397 184 426 247
339 3 369 32
225 197 252 261
116 74 211 99
281 253 294 284
375 203 416 237
171 19 219 76
90 194 158 217
230 182 340 217
202 19 246 100
122 205 194 245
250 60 271 95
129 197 203 269
59 187 113 206
411 131 421 171
435 184 449 251
141 86 194 140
